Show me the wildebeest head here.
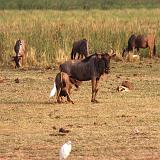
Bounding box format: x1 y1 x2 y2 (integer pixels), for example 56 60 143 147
95 52 116 75
14 39 22 55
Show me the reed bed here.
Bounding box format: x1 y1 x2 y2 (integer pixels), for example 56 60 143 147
0 9 160 67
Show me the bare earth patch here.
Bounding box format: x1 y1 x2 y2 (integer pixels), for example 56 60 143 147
0 60 160 160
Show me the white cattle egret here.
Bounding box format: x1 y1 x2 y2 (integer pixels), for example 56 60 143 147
49 82 56 97
60 141 72 160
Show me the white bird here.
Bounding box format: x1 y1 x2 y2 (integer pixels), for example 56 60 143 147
60 141 72 160
49 81 56 98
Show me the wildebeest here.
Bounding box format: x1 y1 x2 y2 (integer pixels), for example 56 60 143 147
71 38 89 59
60 52 116 102
122 34 156 58
50 72 74 104
12 39 27 68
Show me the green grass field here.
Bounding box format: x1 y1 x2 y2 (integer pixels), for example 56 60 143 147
0 59 160 159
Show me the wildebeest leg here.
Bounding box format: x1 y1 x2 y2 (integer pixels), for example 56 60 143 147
21 56 24 67
94 78 99 101
71 50 75 59
67 85 74 104
133 47 135 54
136 48 141 57
148 47 152 58
81 53 83 59
78 53 81 59
68 85 72 94
60 96 63 102
71 50 77 59
56 88 61 103
66 90 74 104
74 52 77 59
91 79 97 103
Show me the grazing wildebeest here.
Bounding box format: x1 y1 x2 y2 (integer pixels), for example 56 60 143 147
60 52 116 102
12 39 27 68
122 34 156 58
71 39 89 59
50 72 74 104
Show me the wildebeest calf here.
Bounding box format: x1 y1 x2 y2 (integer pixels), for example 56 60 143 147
50 72 74 104
71 38 89 59
12 39 27 68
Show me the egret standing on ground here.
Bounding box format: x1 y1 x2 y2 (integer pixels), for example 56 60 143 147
60 141 72 160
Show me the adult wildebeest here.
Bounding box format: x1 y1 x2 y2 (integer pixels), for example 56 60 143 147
60 52 116 102
12 39 27 68
122 34 156 58
71 38 89 59
50 72 74 104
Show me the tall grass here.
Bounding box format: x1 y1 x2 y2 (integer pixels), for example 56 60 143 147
0 9 160 67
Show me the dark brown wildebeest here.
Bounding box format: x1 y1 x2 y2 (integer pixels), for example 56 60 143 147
50 72 75 104
12 39 27 68
60 52 116 102
122 34 156 58
71 38 89 59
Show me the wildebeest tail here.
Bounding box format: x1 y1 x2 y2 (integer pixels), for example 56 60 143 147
71 49 74 59
153 43 156 56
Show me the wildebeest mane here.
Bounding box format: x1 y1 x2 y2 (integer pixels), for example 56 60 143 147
81 54 96 63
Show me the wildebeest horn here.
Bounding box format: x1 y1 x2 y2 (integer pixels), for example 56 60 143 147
110 48 115 54
107 48 116 57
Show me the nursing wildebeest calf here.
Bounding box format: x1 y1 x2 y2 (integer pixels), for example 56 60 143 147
60 53 116 102
12 39 27 68
122 34 156 58
71 39 89 59
50 72 74 104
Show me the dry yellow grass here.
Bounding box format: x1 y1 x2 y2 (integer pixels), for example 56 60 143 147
0 59 160 159
0 9 160 67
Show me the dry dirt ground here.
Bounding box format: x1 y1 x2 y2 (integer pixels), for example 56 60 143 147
0 59 160 160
